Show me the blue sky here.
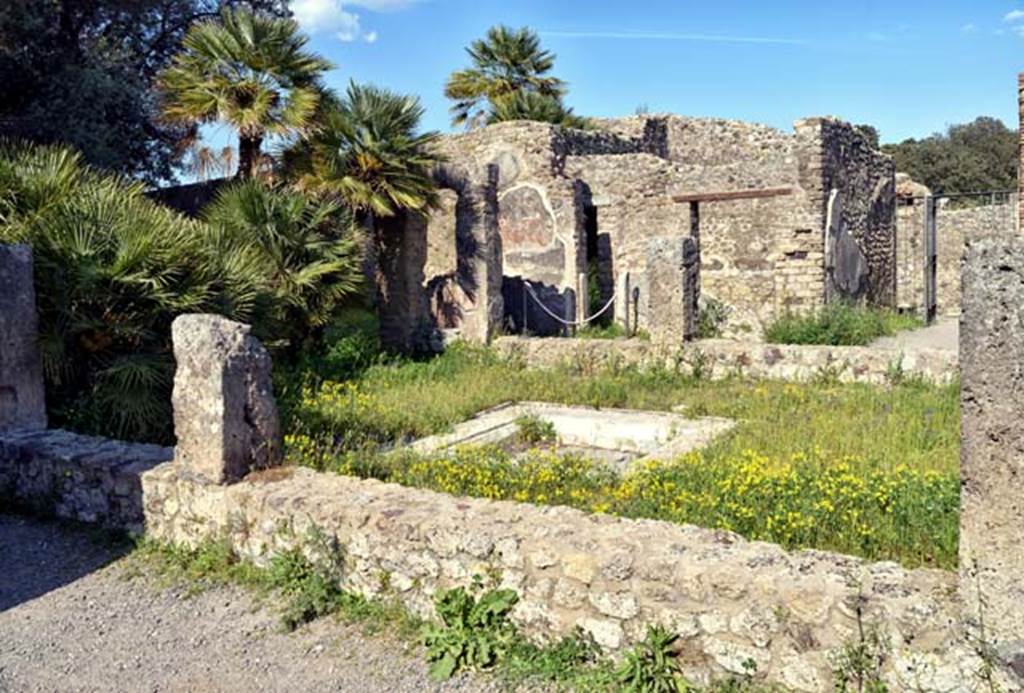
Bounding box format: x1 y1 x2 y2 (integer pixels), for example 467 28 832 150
228 1 1024 145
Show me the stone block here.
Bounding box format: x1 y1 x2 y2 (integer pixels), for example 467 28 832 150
960 235 1024 671
645 236 699 344
171 314 282 484
0 244 46 431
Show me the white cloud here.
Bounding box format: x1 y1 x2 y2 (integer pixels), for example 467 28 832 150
961 22 978 33
292 0 391 42
1004 9 1024 22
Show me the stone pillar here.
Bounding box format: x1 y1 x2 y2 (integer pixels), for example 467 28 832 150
960 235 1024 671
171 314 282 484
1019 73 1024 234
645 237 699 344
458 164 503 344
0 244 46 431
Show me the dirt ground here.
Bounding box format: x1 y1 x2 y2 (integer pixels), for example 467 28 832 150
0 513 509 693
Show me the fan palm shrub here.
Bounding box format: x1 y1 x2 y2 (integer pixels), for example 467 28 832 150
158 7 331 178
202 180 364 353
0 141 217 442
444 25 569 128
0 142 367 443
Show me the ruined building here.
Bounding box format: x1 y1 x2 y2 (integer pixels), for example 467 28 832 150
380 113 897 350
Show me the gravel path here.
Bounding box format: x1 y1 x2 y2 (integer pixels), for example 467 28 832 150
871 316 959 352
0 514 510 693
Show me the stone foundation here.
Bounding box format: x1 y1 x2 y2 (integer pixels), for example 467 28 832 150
0 428 172 532
493 336 958 385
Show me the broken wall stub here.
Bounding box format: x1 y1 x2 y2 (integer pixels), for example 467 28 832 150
171 314 282 485
0 243 46 432
644 237 699 344
797 117 897 308
960 235 1024 670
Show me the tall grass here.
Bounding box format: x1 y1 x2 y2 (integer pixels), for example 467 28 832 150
283 343 960 568
764 302 921 346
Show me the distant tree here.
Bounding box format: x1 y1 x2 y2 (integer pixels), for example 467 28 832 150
159 7 331 179
882 117 1017 195
444 25 572 129
0 0 288 184
854 124 880 150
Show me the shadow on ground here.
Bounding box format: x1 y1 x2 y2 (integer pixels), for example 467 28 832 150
0 512 130 612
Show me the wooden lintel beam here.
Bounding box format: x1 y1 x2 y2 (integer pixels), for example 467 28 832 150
671 187 794 203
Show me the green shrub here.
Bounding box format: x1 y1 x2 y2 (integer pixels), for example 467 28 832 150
514 414 556 444
0 142 365 443
615 626 686 692
763 302 920 346
202 180 364 353
423 581 520 680
696 295 731 339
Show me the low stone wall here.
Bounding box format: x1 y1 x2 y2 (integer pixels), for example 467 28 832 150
0 428 172 532
493 336 958 384
145 465 989 689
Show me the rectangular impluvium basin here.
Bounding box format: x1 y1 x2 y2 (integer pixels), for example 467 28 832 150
409 402 734 472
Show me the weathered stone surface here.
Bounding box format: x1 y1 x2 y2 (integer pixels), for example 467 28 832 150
896 189 1017 317
0 428 171 532
493 336 958 385
0 244 46 431
645 237 699 344
171 314 282 484
960 235 1024 666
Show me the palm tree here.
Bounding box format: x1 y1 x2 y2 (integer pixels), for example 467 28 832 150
284 82 441 350
488 91 590 130
158 7 331 179
288 82 440 217
444 25 566 128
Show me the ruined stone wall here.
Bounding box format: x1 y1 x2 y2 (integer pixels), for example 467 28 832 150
493 336 958 384
0 428 172 532
895 197 1018 316
797 118 897 307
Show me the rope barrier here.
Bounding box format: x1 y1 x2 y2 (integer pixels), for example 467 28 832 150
523 283 617 327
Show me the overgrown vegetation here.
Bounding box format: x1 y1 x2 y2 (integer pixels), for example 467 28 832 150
763 302 921 346
0 142 364 442
696 296 731 339
283 336 959 568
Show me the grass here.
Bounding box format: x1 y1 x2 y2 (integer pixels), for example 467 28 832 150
763 302 922 346
282 344 960 569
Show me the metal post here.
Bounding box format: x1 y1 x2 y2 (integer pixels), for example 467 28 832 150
923 195 937 324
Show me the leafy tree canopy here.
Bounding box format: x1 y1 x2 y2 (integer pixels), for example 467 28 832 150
882 116 1018 195
0 0 287 184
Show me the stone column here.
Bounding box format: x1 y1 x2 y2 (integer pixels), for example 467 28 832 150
1019 73 1024 234
171 314 282 484
645 237 699 344
960 235 1024 671
458 164 503 344
0 244 46 432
